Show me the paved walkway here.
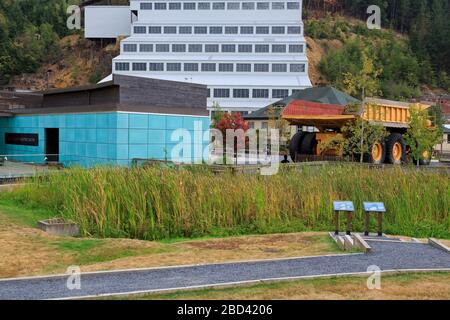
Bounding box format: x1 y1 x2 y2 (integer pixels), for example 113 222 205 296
0 240 449 300
0 161 49 180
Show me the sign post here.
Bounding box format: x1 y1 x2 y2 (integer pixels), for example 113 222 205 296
333 201 355 236
363 202 386 237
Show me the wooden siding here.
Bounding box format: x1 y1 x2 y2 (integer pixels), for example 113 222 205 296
42 86 120 108
3 75 208 116
115 75 207 110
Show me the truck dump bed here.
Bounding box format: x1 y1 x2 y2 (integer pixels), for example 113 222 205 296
281 99 355 129
363 98 431 129
282 97 431 130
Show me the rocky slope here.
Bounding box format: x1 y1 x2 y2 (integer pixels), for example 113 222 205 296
9 35 334 91
10 35 119 91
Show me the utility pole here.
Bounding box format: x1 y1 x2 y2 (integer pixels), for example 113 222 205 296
417 144 420 167
360 87 365 163
45 70 52 90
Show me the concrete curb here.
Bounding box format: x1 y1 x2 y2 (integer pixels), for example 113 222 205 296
354 234 372 253
365 239 427 244
328 232 346 250
344 235 354 251
54 268 450 300
0 183 26 191
428 238 450 254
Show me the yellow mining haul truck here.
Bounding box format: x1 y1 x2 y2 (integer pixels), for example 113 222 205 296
285 98 433 165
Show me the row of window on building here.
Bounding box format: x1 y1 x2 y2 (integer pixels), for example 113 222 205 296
139 1 300 11
123 43 304 54
133 25 302 35
208 88 295 99
115 62 306 73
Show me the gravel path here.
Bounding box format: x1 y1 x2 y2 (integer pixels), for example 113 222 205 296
0 241 449 300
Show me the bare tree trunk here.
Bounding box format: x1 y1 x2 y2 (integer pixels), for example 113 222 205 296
360 87 365 163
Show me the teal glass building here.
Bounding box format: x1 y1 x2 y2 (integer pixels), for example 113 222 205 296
0 75 210 167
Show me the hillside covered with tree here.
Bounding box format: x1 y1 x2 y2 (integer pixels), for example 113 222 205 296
0 0 122 89
0 0 83 84
304 0 450 97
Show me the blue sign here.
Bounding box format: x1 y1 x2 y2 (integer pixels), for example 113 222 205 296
333 201 355 212
363 202 386 213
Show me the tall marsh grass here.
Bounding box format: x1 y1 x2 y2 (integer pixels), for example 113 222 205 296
3 165 449 240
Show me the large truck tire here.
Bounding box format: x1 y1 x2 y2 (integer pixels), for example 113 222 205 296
418 149 432 166
300 133 318 155
385 133 406 164
289 132 307 162
364 140 386 164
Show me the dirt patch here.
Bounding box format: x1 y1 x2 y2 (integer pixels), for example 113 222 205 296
441 239 450 248
11 35 119 91
185 239 241 250
306 37 343 86
0 226 69 278
81 232 338 273
182 233 321 250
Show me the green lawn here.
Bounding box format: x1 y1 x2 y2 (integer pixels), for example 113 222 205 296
0 199 54 227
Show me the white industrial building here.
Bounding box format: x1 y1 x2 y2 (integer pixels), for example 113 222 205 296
85 0 312 113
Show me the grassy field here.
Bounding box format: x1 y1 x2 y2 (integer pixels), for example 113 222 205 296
0 202 341 278
1 193 448 300
1 164 449 241
119 272 450 300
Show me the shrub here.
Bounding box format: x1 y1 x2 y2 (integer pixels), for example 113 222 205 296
88 72 103 84
320 38 423 99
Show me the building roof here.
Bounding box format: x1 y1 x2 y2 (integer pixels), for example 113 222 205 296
243 105 284 121
115 54 308 62
0 91 43 112
244 86 358 121
275 86 360 107
111 72 312 87
80 0 107 7
37 81 115 95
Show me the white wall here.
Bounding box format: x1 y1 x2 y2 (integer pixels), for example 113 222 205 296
110 0 310 112
131 0 302 23
85 6 131 39
438 132 450 153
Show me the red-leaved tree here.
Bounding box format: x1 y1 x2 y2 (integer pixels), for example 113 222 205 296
213 112 249 161
215 112 249 133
